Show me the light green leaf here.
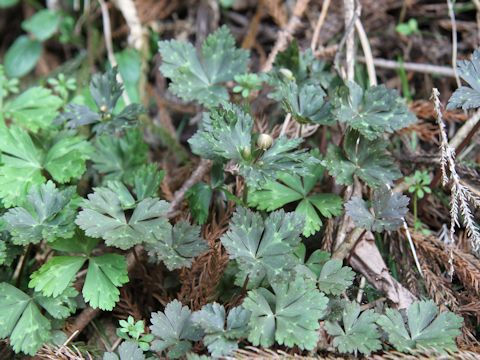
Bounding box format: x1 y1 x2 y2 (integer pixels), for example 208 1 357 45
44 133 93 183
82 253 129 310
4 87 63 132
2 181 76 245
377 300 463 352
0 0 18 8
243 276 328 350
248 168 342 237
325 301 381 355
29 256 86 297
150 300 203 359
146 220 209 270
4 35 42 78
0 123 44 207
116 49 142 103
159 26 249 107
220 207 304 287
22 9 61 41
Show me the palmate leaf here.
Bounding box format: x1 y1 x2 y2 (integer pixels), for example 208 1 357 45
149 300 203 359
44 132 94 183
240 137 321 189
159 26 249 107
56 68 143 134
0 122 44 207
82 254 129 310
104 341 145 360
188 104 319 189
29 256 86 297
280 80 333 125
146 220 209 270
447 49 480 110
2 181 77 245
333 81 416 140
133 164 165 201
220 207 304 288
92 129 148 185
377 300 463 352
191 303 250 357
0 123 92 207
243 276 328 350
268 41 333 100
317 259 355 295
248 166 342 237
76 182 170 250
323 130 401 187
29 253 128 311
3 87 63 132
188 104 252 161
0 283 77 355
325 301 381 355
345 187 409 232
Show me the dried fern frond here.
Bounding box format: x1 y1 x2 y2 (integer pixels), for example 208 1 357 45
432 88 480 255
233 346 480 360
36 343 94 360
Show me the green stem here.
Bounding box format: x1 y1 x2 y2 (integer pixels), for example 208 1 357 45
413 193 418 230
242 183 249 206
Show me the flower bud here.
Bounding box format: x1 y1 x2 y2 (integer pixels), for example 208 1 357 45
240 146 252 160
99 105 108 113
257 133 273 150
279 68 294 80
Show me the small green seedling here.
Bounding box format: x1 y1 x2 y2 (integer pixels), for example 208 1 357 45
405 170 432 231
396 18 420 37
117 316 154 351
233 73 262 98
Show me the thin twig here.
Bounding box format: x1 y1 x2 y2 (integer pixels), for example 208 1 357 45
98 0 131 105
343 0 356 81
262 0 311 71
167 159 212 217
355 18 376 86
357 57 456 77
446 0 462 88
310 0 331 50
279 113 291 137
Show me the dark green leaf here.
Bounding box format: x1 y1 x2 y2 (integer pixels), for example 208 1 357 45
323 130 401 187
159 26 249 107
345 187 409 232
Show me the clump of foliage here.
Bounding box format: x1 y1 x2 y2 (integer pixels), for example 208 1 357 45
0 24 464 359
